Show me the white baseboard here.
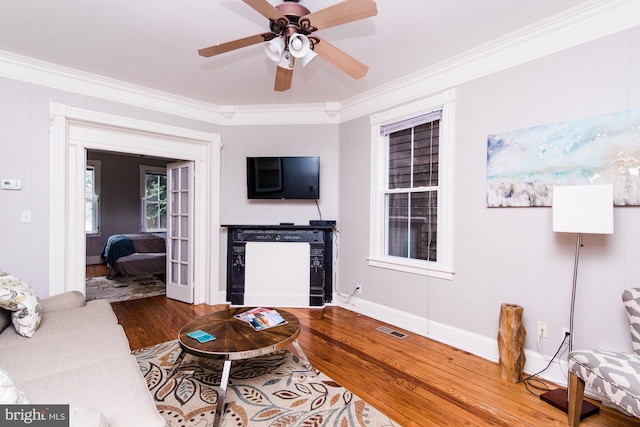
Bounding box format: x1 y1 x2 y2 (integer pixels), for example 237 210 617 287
338 294 571 388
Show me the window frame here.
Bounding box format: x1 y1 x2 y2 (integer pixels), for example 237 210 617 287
368 89 455 279
140 165 168 233
85 160 101 236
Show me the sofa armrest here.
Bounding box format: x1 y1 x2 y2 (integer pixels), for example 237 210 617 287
41 291 86 313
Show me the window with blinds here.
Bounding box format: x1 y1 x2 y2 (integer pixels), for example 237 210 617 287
369 89 454 279
383 111 441 262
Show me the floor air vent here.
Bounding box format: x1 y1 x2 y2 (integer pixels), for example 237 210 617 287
376 326 408 339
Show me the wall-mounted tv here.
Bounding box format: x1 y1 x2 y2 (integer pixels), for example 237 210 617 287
247 156 320 200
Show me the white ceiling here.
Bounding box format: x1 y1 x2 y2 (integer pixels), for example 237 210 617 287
0 0 592 107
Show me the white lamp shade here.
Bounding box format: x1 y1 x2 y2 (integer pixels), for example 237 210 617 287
552 184 614 234
300 50 318 67
288 33 311 58
264 38 285 62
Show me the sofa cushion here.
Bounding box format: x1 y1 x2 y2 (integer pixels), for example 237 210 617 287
20 355 165 427
70 406 108 427
0 368 29 404
0 324 132 383
0 299 118 349
0 270 41 337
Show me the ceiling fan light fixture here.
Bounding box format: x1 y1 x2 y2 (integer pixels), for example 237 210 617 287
198 0 378 92
288 33 311 58
264 37 285 62
276 51 294 70
300 49 317 67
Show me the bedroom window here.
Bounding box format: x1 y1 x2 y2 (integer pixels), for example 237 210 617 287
141 166 167 232
369 90 455 279
85 160 101 235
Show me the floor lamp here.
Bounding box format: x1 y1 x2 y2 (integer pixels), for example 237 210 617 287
540 184 614 417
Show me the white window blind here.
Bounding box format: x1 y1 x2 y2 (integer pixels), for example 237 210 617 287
380 110 442 136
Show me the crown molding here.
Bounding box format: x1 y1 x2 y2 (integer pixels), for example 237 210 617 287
0 51 225 124
0 0 638 125
339 0 640 122
214 102 340 125
0 50 341 126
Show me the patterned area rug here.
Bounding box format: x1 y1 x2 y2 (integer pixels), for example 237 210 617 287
85 275 165 302
134 340 399 427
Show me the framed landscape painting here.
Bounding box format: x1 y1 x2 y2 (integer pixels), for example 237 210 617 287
486 108 640 207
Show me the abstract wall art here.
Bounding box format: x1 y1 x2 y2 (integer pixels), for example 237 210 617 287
486 108 640 207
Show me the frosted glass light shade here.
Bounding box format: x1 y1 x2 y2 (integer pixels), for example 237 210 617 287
552 184 614 234
264 38 285 62
288 33 311 58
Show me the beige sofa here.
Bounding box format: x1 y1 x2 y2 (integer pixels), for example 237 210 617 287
0 291 165 427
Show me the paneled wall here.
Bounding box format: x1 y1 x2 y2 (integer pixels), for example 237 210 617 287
218 124 340 295
0 79 221 296
338 28 640 367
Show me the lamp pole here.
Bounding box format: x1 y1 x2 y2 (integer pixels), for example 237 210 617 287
567 233 583 355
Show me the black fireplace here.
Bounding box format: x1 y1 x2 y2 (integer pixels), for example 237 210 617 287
222 224 335 306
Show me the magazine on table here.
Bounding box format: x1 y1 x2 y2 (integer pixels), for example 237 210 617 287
235 307 287 331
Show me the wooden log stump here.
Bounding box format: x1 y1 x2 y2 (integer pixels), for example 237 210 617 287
497 303 526 383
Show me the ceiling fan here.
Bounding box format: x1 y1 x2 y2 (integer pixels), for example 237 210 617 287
198 0 378 92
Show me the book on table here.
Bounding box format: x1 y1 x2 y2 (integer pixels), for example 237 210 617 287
234 307 287 331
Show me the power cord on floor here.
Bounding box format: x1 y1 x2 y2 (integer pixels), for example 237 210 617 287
523 332 570 396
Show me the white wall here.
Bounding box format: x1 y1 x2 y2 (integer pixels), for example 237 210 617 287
220 124 339 226
338 28 640 377
0 78 221 297
218 124 340 294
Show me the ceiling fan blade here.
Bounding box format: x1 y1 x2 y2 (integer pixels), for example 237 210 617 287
313 37 368 79
274 66 294 92
198 33 274 57
242 0 289 23
303 0 377 31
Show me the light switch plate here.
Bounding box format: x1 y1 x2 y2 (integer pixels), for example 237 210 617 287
21 211 32 223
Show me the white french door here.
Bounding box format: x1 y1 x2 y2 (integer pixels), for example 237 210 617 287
166 161 195 303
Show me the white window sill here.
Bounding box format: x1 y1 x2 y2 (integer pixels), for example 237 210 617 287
368 257 454 280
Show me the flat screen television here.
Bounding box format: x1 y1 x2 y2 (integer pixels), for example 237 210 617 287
247 156 320 200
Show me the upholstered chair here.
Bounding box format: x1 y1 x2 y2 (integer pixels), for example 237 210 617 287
567 288 640 426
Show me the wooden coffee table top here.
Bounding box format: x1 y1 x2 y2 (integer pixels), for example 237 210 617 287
177 307 301 360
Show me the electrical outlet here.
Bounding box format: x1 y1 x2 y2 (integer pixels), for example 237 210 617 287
354 285 362 295
562 327 570 341
537 321 549 338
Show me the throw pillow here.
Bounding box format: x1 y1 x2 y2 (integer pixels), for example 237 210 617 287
0 369 29 404
0 308 11 333
0 270 42 337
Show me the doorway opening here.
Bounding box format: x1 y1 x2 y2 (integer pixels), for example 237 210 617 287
49 103 222 305
84 150 178 303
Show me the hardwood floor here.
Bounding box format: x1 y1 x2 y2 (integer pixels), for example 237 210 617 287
86 263 109 278
108 296 640 426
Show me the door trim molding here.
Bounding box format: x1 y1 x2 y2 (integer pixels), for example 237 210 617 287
49 102 222 304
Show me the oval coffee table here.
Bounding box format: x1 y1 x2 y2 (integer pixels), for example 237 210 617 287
169 307 313 427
